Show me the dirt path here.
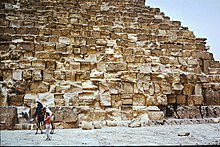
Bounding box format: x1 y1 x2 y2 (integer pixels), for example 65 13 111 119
1 123 220 146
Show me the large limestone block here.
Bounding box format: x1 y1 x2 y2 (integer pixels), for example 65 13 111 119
50 107 78 123
171 49 183 57
161 82 172 94
70 62 80 71
12 70 22 81
121 72 137 83
111 94 122 108
122 98 133 105
23 69 32 80
30 82 49 93
0 106 18 129
188 57 198 65
96 62 106 72
106 108 122 121
132 106 148 118
82 80 98 90
195 84 202 95
63 108 78 123
106 62 127 71
172 82 184 91
45 60 56 70
32 70 42 81
100 94 111 106
167 94 176 104
78 112 93 122
38 93 55 107
43 71 55 82
90 71 104 79
209 75 220 82
177 95 187 105
35 51 51 59
93 110 106 121
213 83 220 90
79 91 97 102
133 94 145 106
205 89 220 105
176 106 201 119
65 71 76 81
128 113 149 128
192 95 204 105
63 93 79 106
3 70 12 81
125 55 135 62
136 64 152 73
8 94 24 106
148 111 164 121
108 81 120 94
32 60 45 69
121 82 134 93
151 63 161 72
24 94 38 107
96 39 107 46
0 87 7 106
12 81 29 94
137 81 154 95
146 95 167 106
206 106 220 118
145 95 156 105
81 62 92 71
183 83 195 96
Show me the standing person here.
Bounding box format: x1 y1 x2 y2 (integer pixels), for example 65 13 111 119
44 112 51 141
36 100 43 116
45 106 55 134
33 100 44 134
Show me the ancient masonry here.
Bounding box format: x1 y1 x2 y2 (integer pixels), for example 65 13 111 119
0 0 220 130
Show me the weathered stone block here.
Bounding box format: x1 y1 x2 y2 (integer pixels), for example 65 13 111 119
32 70 42 81
148 111 164 120
183 83 195 96
106 63 127 71
177 95 186 105
92 110 106 121
133 94 145 106
65 71 76 81
30 82 49 93
8 94 24 106
0 106 18 129
3 70 12 81
192 95 204 105
111 94 122 108
122 99 133 105
43 71 55 82
167 94 176 104
205 89 220 105
100 94 111 106
176 106 201 119
172 82 184 91
121 82 134 93
12 70 22 81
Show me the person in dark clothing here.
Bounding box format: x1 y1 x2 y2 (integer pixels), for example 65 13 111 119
36 101 43 116
33 100 44 134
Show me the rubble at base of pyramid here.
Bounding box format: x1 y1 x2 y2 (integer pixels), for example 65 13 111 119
0 0 220 130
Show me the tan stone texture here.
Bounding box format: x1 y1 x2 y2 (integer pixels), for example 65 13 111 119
0 0 220 129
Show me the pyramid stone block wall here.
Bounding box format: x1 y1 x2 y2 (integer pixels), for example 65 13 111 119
0 0 220 129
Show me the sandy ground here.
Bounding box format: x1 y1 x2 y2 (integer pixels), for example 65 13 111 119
1 123 220 146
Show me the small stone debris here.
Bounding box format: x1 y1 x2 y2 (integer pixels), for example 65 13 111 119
178 131 190 136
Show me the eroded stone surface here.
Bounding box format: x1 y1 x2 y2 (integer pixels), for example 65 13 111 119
0 0 220 129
